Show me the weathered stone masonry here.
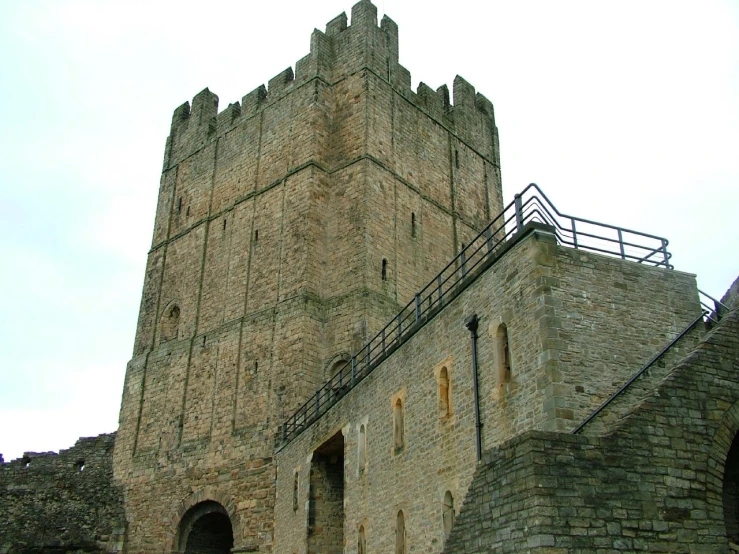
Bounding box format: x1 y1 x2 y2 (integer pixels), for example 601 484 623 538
0 434 125 554
444 308 739 553
273 225 702 554
3 1 739 553
113 1 501 552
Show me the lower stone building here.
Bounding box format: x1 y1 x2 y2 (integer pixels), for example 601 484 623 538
272 223 738 554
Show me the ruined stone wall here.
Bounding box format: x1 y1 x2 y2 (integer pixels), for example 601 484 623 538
114 2 501 552
0 434 125 554
273 228 700 554
722 275 739 310
444 308 739 553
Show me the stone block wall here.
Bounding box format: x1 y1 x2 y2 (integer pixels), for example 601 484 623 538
444 308 739 553
537 243 701 431
0 434 125 554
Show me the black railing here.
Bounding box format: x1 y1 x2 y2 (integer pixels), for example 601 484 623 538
280 183 673 445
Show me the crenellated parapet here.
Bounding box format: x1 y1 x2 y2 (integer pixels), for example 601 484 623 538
163 0 498 170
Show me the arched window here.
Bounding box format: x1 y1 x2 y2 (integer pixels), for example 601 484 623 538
496 323 511 386
393 398 404 451
358 424 367 472
358 525 366 554
438 367 450 418
382 258 388 281
292 471 299 512
161 303 180 342
395 510 406 554
442 491 455 540
328 359 347 381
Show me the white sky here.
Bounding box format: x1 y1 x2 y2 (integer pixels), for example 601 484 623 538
0 0 737 462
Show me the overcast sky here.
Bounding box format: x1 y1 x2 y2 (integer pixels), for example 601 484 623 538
0 0 737 462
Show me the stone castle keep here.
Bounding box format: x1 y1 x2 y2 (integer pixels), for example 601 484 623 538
2 1 739 553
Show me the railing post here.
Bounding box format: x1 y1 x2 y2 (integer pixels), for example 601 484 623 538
415 293 422 322
485 227 493 254
397 313 403 341
351 356 357 385
662 239 669 268
514 194 523 232
617 228 625 259
381 328 386 355
461 249 467 277
571 219 578 248
282 423 288 442
315 390 320 418
437 274 443 307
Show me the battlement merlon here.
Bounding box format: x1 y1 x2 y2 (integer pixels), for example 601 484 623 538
163 0 497 169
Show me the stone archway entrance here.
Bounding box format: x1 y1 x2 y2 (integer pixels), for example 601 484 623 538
177 501 234 554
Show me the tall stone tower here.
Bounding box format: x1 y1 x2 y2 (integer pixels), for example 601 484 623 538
113 1 501 551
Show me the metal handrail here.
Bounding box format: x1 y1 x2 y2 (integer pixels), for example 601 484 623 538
280 183 674 445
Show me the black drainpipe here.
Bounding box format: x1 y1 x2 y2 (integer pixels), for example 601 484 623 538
465 314 482 462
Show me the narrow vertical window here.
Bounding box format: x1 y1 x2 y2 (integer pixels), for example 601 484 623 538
382 258 388 281
292 472 299 512
393 398 404 451
358 525 366 554
395 510 406 554
454 149 459 169
438 367 450 418
254 229 259 242
496 323 511 385
411 212 416 238
443 491 455 540
177 197 182 213
358 424 367 472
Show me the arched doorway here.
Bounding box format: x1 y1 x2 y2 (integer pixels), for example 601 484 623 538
177 501 234 554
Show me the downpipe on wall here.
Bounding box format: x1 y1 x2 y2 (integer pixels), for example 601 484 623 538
465 314 482 462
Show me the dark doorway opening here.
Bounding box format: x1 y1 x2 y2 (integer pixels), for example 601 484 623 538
178 501 234 554
724 435 739 544
308 431 345 554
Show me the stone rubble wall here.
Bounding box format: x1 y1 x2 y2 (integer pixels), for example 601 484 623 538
0 434 125 554
722 276 739 311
